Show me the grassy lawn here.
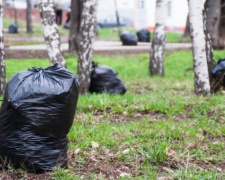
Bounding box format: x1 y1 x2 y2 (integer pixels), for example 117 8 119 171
97 28 191 43
3 18 69 45
1 50 225 179
3 18 190 45
3 18 69 37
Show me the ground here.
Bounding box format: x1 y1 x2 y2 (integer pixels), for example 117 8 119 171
0 18 224 179
0 51 225 179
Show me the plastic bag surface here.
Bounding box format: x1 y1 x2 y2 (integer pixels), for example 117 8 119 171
90 62 126 94
137 29 151 42
8 23 18 34
211 58 225 92
120 32 138 46
211 58 225 78
0 64 79 173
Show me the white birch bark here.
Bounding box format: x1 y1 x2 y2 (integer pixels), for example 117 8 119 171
77 0 97 94
189 0 210 95
149 0 168 76
38 0 66 68
0 0 5 94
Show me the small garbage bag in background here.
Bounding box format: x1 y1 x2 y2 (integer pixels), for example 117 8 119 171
0 64 79 173
120 32 138 46
89 62 126 94
211 58 225 78
211 58 225 92
63 23 70 29
8 23 18 34
137 29 151 42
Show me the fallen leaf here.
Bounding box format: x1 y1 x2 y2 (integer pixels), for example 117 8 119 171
120 172 131 178
166 148 178 159
91 141 99 148
123 111 128 115
162 167 175 173
157 176 172 180
122 148 130 154
213 141 219 145
75 148 81 155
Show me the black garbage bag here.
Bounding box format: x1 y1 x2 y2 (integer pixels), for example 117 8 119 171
211 58 225 78
63 23 70 29
89 62 126 94
8 23 18 34
137 29 151 42
120 32 138 46
211 58 225 92
0 64 79 173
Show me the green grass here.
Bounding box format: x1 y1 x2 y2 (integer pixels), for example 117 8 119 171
3 18 69 46
97 28 191 43
4 18 69 36
3 17 190 46
3 17 187 41
1 50 225 179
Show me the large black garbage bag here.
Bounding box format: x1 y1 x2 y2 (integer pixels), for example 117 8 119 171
89 62 126 94
211 58 225 92
137 29 151 42
8 23 18 34
0 64 79 173
120 32 138 46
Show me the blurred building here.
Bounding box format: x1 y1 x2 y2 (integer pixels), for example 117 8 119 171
97 0 189 32
4 0 70 24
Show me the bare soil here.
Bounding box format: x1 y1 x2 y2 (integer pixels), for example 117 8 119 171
4 49 154 60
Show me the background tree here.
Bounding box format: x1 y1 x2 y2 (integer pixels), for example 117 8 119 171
0 0 6 94
219 0 225 48
69 0 82 54
26 0 33 33
149 0 168 76
38 0 66 68
12 0 17 24
205 0 221 49
189 0 210 95
183 14 190 37
77 0 97 94
114 0 121 36
203 9 215 85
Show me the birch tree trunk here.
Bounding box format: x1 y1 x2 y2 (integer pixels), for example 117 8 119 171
0 0 6 94
26 0 33 33
69 0 83 54
114 0 121 36
38 0 66 68
149 0 168 76
205 0 221 49
77 0 97 94
189 0 210 95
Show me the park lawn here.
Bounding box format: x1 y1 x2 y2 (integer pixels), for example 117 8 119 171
3 18 69 37
1 50 225 179
97 28 191 43
4 17 190 45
